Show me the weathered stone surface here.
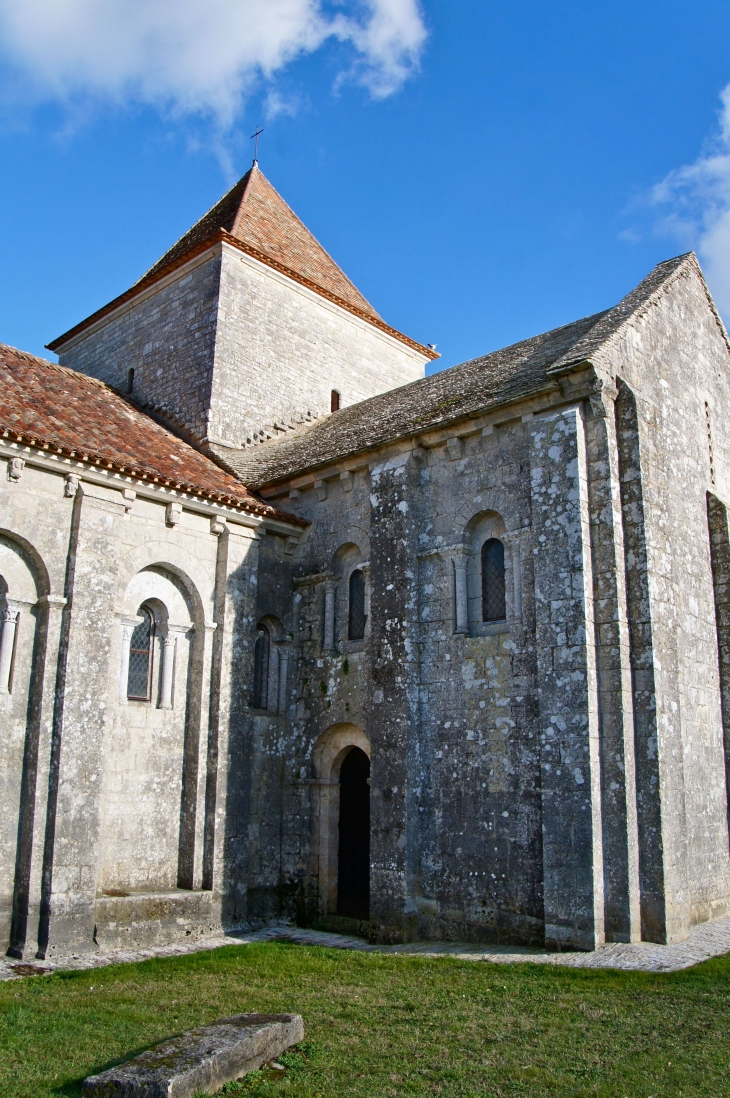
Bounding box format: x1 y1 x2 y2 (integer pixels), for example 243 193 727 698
3 167 730 964
54 237 427 451
82 1014 304 1098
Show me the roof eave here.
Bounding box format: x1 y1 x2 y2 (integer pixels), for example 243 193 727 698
47 231 438 361
0 423 306 527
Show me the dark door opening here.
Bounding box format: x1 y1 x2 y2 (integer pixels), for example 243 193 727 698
337 747 370 919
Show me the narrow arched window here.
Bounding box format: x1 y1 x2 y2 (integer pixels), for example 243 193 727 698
482 538 506 622
127 368 135 394
253 625 270 709
331 389 340 412
127 607 153 700
348 569 366 640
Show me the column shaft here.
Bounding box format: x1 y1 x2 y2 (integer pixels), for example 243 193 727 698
0 604 20 693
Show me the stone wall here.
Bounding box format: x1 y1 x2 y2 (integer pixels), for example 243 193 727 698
598 265 730 939
244 262 730 949
57 253 221 443
56 245 427 451
0 445 286 959
212 246 426 446
7 256 730 958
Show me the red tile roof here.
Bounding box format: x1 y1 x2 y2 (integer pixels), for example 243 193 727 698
143 164 381 320
47 166 438 361
0 343 303 523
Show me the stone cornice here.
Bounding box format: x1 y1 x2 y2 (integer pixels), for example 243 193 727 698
0 437 306 537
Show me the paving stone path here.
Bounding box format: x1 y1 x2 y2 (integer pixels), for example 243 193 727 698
3 915 730 981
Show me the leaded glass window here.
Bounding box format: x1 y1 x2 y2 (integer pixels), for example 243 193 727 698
481 538 506 622
127 607 153 700
348 569 366 640
253 626 270 709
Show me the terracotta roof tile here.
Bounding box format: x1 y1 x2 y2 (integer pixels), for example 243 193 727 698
48 167 440 359
0 343 302 523
142 164 380 320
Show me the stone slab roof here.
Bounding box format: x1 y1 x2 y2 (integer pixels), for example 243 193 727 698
221 254 695 489
0 343 301 522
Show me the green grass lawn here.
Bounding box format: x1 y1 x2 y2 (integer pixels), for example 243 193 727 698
1 942 729 1097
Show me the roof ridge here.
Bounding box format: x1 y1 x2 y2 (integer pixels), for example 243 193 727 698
133 168 253 287
235 168 377 312
547 253 696 374
229 162 258 238
455 308 611 373
0 342 113 387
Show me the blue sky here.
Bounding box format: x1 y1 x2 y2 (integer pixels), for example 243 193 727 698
1 0 730 374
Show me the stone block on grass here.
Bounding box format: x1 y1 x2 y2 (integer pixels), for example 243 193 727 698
82 1013 304 1098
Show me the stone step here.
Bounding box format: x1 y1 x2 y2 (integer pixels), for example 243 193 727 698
82 1013 304 1098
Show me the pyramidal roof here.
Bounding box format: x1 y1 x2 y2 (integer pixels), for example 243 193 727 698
49 164 438 355
141 164 381 321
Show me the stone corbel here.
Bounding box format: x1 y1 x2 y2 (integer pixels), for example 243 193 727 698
446 436 465 462
65 473 80 498
586 376 619 418
166 501 182 526
7 457 24 482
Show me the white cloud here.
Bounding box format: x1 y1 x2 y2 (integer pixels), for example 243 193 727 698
0 0 427 127
651 84 730 316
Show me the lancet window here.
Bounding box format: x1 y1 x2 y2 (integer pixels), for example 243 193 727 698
481 538 506 623
348 569 366 640
253 624 270 709
127 607 154 700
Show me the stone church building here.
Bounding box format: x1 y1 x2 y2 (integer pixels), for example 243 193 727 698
2 164 730 960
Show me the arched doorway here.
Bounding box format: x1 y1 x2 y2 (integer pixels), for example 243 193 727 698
337 747 370 919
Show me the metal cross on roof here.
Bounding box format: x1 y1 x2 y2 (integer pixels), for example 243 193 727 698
250 126 265 164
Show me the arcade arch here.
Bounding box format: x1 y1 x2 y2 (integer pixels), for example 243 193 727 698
100 564 201 895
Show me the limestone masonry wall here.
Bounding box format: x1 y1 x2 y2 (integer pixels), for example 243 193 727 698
57 255 221 443
241 263 730 949
5 255 730 959
56 245 426 451
0 447 274 959
212 246 426 447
